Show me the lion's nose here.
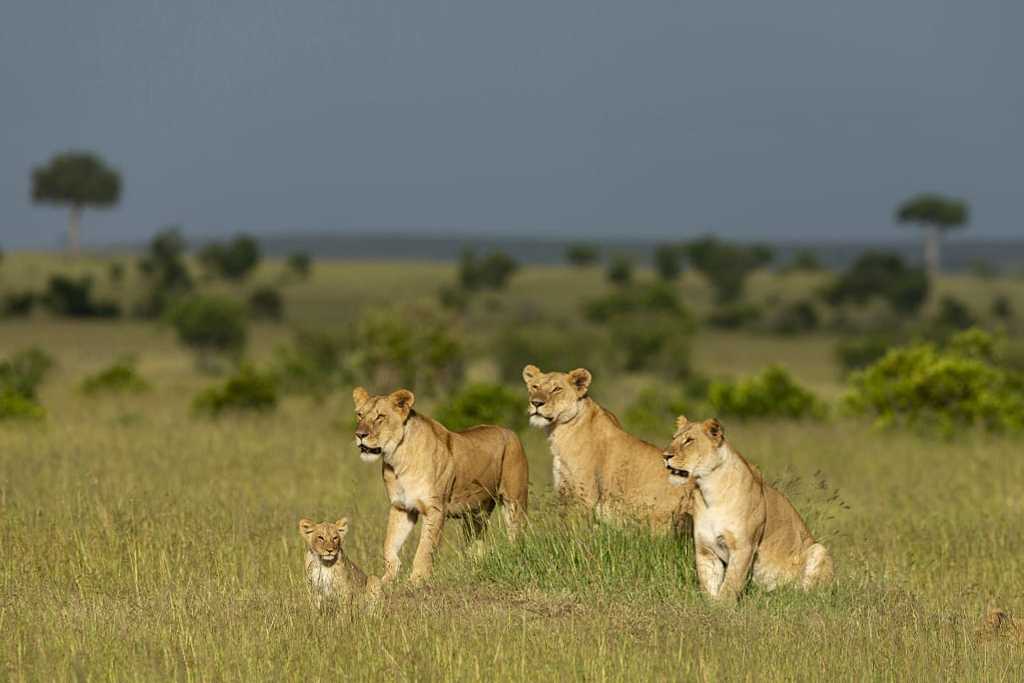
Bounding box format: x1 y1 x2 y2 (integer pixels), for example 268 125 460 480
662 451 672 459
355 430 369 440
530 400 545 408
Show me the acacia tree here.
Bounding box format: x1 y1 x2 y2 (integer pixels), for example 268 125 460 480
31 151 121 257
895 193 969 278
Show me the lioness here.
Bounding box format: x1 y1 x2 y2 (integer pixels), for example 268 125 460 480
662 416 833 601
522 364 692 532
352 387 529 584
298 517 381 609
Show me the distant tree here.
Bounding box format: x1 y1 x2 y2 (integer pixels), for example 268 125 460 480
784 249 823 273
895 193 969 278
565 243 600 267
137 227 193 317
653 244 683 281
825 250 929 315
287 251 312 279
458 249 518 291
31 151 121 257
682 236 773 304
991 294 1013 322
167 295 248 369
198 234 262 281
606 255 633 286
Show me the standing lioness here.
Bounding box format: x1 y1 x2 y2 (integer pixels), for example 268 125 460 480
523 364 692 533
353 387 528 584
663 416 833 601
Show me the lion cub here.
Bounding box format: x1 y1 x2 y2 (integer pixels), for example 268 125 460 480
298 517 381 609
662 417 833 602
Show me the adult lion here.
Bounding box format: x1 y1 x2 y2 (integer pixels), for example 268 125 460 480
352 387 528 584
522 365 692 532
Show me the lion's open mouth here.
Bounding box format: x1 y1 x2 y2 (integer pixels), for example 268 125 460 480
665 464 689 479
358 444 382 455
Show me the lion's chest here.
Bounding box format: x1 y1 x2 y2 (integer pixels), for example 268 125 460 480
308 561 337 596
389 474 432 513
694 507 736 563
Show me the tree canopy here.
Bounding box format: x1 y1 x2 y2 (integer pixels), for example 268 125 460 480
32 151 121 208
895 194 969 231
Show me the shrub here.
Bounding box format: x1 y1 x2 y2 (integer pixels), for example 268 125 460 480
435 383 526 432
933 295 975 332
565 243 599 267
783 249 823 273
80 357 149 395
770 300 819 335
0 347 53 420
991 294 1013 322
272 329 349 401
167 295 247 363
108 262 125 285
0 392 45 420
43 275 120 318
136 227 193 317
458 249 518 291
287 252 312 279
709 366 826 419
653 244 683 281
683 236 773 304
622 385 692 436
825 251 928 315
350 306 464 395
438 284 471 312
706 302 763 329
606 255 633 286
192 365 278 416
583 283 687 324
248 286 284 321
198 234 262 281
844 328 1024 436
608 313 692 377
3 291 36 317
493 324 603 385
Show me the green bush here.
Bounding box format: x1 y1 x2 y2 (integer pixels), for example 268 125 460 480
606 255 633 286
622 385 692 436
198 234 262 281
3 291 36 317
844 328 1024 436
565 243 599 267
0 347 53 420
493 324 603 385
248 286 284 321
287 252 312 279
43 275 120 318
80 357 149 395
583 283 686 324
192 365 278 416
825 251 928 315
136 227 193 318
706 302 763 329
991 294 1013 322
653 244 682 281
835 335 896 374
933 295 975 332
0 392 45 420
683 236 773 304
272 329 349 401
434 383 526 432
458 249 518 291
709 366 826 419
770 300 819 335
167 295 248 362
608 313 692 378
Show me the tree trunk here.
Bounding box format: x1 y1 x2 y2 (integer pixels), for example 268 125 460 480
68 204 82 258
924 225 942 280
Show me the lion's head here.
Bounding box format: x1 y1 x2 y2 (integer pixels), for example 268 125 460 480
521 364 592 428
662 416 726 485
299 517 349 564
351 387 415 462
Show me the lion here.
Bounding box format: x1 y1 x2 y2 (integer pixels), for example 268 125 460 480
522 365 692 533
662 416 833 601
298 517 381 609
352 387 529 584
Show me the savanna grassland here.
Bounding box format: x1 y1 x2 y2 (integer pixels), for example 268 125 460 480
3 252 1024 681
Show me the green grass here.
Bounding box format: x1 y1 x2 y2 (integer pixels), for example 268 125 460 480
2 254 1024 679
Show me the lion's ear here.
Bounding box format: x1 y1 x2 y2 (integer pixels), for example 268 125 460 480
390 389 415 414
522 364 541 383
703 418 724 445
299 518 316 538
334 518 350 542
568 368 592 396
352 386 370 408
675 415 689 430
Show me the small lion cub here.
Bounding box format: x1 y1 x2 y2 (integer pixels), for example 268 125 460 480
299 517 381 609
662 417 833 602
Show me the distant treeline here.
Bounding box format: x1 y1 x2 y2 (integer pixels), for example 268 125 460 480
247 233 1024 272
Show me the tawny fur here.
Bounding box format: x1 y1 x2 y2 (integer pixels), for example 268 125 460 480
353 387 529 585
298 518 381 609
522 365 693 533
663 416 833 601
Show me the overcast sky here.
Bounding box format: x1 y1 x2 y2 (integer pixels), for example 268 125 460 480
1 0 1021 249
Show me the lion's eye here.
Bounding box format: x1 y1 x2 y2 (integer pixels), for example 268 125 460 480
317 535 324 542
356 412 363 419
375 414 385 422
552 387 562 393
333 536 340 543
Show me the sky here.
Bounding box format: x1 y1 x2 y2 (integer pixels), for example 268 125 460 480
1 0 1021 249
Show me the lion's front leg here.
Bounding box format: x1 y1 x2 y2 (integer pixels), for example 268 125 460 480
382 506 418 584
717 543 755 603
409 503 445 585
695 542 725 597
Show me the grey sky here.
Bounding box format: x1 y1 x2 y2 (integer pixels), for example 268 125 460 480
1 0 1021 249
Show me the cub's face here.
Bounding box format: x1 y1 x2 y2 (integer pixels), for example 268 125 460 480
521 365 592 428
299 518 349 564
662 416 726 485
351 387 415 462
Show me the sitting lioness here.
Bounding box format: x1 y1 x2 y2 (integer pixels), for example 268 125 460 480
352 387 529 584
522 365 692 533
298 517 381 609
662 416 833 601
